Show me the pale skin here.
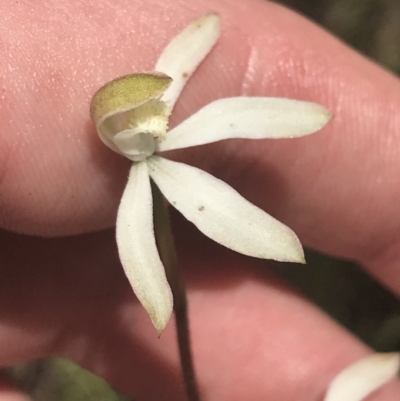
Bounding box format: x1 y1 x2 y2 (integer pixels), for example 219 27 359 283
1 0 400 400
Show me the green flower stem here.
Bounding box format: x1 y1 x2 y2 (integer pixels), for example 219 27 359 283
152 182 201 401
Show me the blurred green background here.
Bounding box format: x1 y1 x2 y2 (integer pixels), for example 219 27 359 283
6 0 400 400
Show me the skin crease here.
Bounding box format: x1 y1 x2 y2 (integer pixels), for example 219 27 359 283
0 0 399 400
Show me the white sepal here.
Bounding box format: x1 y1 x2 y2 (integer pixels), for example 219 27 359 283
157 97 332 152
155 13 220 110
324 353 400 401
116 161 173 333
148 156 305 263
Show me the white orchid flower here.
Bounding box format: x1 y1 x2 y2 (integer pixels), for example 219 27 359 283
324 352 400 401
90 13 332 333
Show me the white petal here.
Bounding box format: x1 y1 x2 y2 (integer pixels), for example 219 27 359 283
116 162 173 333
155 13 220 109
148 156 304 263
324 353 400 401
157 97 332 152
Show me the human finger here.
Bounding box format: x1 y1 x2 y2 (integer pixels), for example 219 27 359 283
1 225 398 401
1 0 399 291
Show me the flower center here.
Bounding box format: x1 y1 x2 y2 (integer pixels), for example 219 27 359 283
114 131 156 161
113 98 170 162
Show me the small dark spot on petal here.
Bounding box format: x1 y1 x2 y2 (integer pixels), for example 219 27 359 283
182 72 189 78
198 206 205 211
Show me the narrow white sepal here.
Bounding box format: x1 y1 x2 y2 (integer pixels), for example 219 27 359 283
148 156 305 263
116 162 173 334
157 97 333 152
324 353 400 401
155 13 220 110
